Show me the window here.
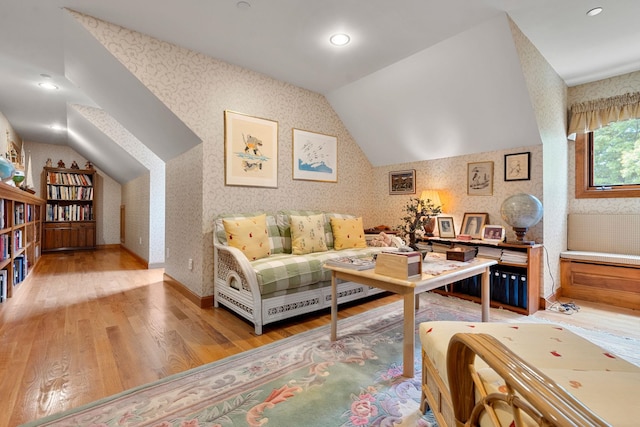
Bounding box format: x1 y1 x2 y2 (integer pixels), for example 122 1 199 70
576 118 640 198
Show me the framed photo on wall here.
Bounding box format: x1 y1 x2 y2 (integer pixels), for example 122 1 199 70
467 161 493 196
224 110 278 188
292 128 337 182
504 152 530 181
460 212 489 238
437 216 456 238
389 169 416 195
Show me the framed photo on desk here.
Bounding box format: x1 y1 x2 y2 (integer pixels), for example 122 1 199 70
460 212 488 239
437 217 456 238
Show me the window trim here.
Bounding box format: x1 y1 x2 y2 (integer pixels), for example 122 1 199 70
575 132 640 198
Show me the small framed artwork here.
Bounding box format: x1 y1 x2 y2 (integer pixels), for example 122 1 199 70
504 152 530 181
224 110 278 188
437 217 456 238
482 225 505 242
467 161 493 196
460 212 489 238
292 128 337 182
389 169 416 195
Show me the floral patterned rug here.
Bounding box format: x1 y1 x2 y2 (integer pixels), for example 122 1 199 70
23 293 639 427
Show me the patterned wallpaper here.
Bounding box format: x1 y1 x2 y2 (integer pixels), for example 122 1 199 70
70 10 639 301
508 18 568 299
70 104 165 265
72 11 374 296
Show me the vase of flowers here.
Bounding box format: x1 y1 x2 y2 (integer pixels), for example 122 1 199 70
399 197 442 249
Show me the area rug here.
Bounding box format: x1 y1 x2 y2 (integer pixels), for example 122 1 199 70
23 293 639 427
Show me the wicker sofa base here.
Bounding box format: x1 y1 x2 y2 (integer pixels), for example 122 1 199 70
214 274 384 335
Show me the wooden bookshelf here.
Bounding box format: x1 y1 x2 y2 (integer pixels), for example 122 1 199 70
426 238 542 315
0 182 44 301
41 167 97 252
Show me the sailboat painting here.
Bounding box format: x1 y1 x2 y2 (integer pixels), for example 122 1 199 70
467 161 494 196
292 129 337 182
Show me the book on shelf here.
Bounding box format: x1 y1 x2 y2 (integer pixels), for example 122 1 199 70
0 269 6 302
324 256 376 270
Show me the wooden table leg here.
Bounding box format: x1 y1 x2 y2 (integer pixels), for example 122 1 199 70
330 272 338 341
481 266 490 322
403 292 415 377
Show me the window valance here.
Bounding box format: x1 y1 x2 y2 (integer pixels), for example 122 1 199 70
568 91 640 135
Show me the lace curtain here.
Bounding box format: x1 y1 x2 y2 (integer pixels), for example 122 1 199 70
568 91 640 135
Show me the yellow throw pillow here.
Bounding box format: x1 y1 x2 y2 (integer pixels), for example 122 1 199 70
290 214 328 255
223 214 271 261
330 217 367 250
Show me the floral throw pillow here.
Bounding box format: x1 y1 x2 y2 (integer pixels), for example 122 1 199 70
330 217 367 250
223 214 271 261
290 214 328 255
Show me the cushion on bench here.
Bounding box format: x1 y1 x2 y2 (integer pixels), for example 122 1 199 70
560 250 640 266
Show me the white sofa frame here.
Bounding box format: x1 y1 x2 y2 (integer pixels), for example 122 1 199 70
213 240 385 335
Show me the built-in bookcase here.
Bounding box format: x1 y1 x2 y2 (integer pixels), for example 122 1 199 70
41 167 97 252
0 182 44 302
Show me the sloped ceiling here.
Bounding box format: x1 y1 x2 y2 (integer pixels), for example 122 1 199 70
328 14 541 165
62 8 201 183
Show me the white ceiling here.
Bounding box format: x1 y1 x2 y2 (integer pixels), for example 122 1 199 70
1 0 640 181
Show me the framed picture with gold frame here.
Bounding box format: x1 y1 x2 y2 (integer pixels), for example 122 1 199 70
460 212 489 238
224 110 278 188
467 161 493 196
389 169 416 195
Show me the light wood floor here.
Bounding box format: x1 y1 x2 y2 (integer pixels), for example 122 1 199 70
0 248 638 426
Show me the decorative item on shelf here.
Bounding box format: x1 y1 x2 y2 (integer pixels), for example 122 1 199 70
45 158 52 167
85 161 93 169
419 189 442 236
399 195 442 250
0 156 15 181
12 169 25 187
57 159 66 168
70 160 79 169
500 193 543 245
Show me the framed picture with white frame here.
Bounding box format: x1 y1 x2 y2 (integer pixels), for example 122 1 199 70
481 225 505 242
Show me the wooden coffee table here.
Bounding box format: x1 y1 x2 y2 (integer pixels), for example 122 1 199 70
325 254 497 377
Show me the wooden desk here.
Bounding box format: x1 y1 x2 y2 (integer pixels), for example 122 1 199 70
325 254 497 377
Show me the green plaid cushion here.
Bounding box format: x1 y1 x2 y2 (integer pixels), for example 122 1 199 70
214 212 284 254
251 247 387 295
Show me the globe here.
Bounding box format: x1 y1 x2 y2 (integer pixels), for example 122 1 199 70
0 156 15 180
500 193 543 244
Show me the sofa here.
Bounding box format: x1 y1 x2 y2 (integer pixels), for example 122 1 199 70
213 210 398 335
560 213 640 310
419 321 639 426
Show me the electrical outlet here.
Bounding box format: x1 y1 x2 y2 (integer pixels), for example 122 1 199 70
188 258 193 270
139 237 142 245
166 247 170 258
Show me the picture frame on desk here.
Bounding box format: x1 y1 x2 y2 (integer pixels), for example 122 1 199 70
460 212 488 239
437 216 456 238
481 225 505 242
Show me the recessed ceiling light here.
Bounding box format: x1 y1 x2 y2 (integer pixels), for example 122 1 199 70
586 7 603 17
237 1 251 10
39 82 59 90
329 33 351 46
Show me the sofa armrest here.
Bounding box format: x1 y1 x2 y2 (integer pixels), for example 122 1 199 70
447 333 609 427
213 241 261 297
